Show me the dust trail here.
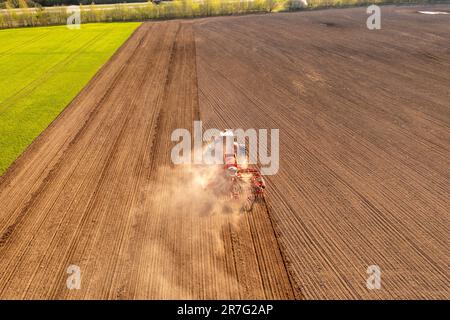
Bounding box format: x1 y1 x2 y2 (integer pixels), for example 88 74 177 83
170 164 251 216
139 162 251 298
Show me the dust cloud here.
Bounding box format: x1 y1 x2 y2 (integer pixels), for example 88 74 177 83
138 162 250 298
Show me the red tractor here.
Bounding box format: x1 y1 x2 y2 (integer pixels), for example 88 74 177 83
200 130 266 212
223 141 266 212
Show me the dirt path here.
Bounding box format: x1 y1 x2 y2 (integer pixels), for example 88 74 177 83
0 5 448 299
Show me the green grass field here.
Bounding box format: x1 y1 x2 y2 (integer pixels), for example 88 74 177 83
0 22 140 175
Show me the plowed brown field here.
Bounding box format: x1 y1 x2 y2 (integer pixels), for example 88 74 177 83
0 5 449 299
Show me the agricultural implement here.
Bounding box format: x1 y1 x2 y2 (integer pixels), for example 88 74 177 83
221 132 266 212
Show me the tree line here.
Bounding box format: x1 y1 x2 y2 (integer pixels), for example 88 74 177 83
0 0 148 8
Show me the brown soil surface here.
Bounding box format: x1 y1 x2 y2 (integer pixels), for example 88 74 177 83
0 5 448 299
